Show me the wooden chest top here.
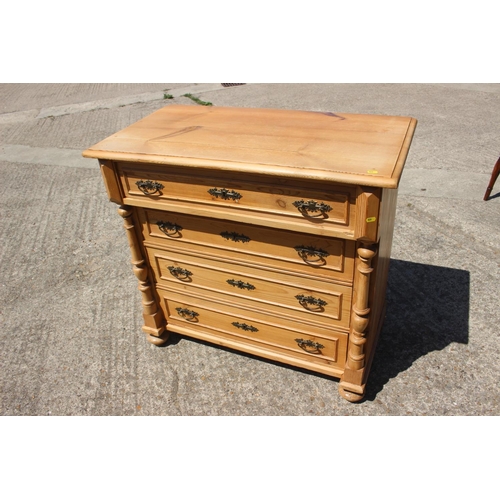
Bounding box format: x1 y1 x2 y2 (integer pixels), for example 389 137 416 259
83 105 417 188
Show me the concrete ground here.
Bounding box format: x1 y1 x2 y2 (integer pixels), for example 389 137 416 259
1 83 499 416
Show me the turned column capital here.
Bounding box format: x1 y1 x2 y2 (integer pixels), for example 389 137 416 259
357 246 376 259
117 205 133 218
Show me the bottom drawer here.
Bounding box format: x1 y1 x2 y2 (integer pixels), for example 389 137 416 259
157 288 348 371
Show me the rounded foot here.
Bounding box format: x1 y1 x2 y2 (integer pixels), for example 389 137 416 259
339 386 365 403
146 333 169 346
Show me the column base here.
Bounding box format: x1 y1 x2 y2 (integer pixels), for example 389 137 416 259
146 332 169 346
338 380 366 402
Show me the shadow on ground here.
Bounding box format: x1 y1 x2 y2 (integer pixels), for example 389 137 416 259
157 259 470 403
365 259 470 400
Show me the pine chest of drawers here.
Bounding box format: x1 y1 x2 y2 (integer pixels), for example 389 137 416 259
83 104 417 401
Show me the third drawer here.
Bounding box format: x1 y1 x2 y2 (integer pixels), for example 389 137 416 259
146 245 352 330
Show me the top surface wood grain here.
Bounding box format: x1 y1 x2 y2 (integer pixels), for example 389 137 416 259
83 105 417 188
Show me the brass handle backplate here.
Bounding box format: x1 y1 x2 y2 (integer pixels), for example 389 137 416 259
295 245 329 263
295 294 328 309
168 266 193 280
157 221 183 236
295 338 325 352
136 180 164 195
293 199 332 215
232 322 258 332
176 307 199 320
226 279 255 290
221 231 251 243
208 188 242 201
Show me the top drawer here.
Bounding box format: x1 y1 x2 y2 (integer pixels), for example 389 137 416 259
116 162 360 238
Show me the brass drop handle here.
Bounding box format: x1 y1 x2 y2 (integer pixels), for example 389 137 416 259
293 199 332 215
176 307 199 320
232 322 258 332
136 180 164 195
168 266 193 280
295 245 329 263
208 187 242 201
295 294 327 308
295 338 325 352
157 221 183 236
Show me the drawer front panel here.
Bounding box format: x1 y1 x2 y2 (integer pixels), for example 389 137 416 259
146 246 351 328
138 208 355 283
157 288 348 369
118 162 357 234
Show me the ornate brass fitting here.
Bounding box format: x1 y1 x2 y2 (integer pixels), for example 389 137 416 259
232 322 258 332
208 187 242 201
157 221 183 236
226 279 255 290
136 180 164 195
220 231 251 243
295 338 325 352
295 294 327 308
293 199 332 214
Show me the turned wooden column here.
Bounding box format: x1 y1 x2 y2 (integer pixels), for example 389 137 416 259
339 244 376 401
348 246 376 370
118 206 168 345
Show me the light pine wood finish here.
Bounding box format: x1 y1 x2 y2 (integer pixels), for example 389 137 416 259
83 105 417 401
157 287 348 375
146 245 353 329
84 106 415 188
117 206 166 344
137 208 355 282
116 162 358 238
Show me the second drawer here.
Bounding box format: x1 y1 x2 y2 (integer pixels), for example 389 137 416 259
138 208 355 283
